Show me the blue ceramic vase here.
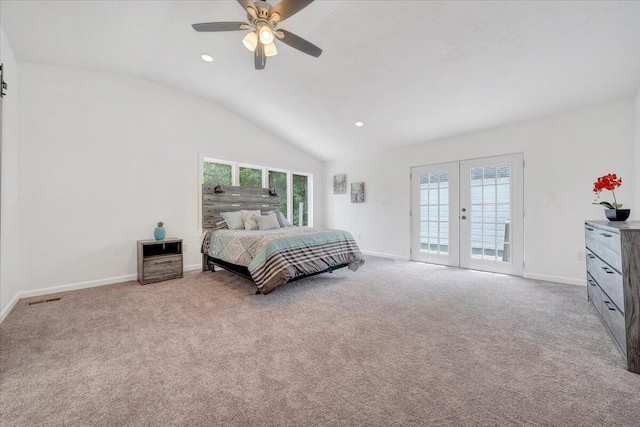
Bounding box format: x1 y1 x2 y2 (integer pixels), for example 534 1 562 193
154 222 166 240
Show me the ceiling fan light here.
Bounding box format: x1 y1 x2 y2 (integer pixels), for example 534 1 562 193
259 26 274 45
264 42 278 57
242 31 258 52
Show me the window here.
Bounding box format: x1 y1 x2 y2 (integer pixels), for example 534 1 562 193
203 161 232 186
202 157 312 226
292 174 309 227
239 166 263 188
268 170 288 217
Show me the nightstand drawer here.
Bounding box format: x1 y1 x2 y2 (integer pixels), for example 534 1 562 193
143 254 182 283
586 249 623 313
585 224 621 272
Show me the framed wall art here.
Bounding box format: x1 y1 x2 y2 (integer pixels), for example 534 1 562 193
333 174 347 194
351 182 365 203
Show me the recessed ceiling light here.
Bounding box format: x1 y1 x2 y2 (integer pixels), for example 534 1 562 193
200 54 214 62
355 121 364 127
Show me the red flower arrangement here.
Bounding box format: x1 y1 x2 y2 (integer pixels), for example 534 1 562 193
592 173 623 210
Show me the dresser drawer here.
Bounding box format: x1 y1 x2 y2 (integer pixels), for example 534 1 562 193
586 249 624 312
587 274 603 316
143 254 183 283
585 224 621 272
601 297 627 356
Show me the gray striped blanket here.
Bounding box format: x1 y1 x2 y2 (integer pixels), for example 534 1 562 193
204 228 364 294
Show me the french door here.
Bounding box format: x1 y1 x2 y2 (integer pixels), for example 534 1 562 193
411 154 524 276
410 162 460 267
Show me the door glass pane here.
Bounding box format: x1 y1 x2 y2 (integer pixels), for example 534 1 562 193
419 170 449 255
469 164 511 262
497 185 510 203
203 162 232 186
292 174 308 226
470 167 483 185
268 171 288 217
429 205 439 221
239 167 263 188
471 186 482 203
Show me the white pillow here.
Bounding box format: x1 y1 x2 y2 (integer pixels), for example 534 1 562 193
277 211 293 227
241 210 261 230
268 210 285 228
220 211 244 230
256 213 280 230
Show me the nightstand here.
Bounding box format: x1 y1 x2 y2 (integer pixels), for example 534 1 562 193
137 238 183 285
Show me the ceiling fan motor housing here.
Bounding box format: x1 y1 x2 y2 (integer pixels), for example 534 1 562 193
257 8 270 19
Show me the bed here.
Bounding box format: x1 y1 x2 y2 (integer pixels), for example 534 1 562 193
201 185 364 294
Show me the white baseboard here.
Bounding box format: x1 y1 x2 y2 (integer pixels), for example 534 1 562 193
0 293 21 324
0 263 204 323
361 250 409 261
18 273 139 299
524 272 586 287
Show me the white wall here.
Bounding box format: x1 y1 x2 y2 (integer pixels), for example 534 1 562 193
15 62 324 296
0 27 21 319
325 99 636 285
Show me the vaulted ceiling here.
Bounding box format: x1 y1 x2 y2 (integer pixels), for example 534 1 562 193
2 1 640 160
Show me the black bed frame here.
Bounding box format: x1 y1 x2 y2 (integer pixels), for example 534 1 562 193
201 184 350 294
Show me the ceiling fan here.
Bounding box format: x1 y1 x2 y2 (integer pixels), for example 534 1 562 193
192 0 322 70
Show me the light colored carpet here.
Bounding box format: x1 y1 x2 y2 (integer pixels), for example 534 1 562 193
1 256 638 426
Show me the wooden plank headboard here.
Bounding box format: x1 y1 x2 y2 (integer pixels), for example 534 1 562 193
202 185 281 229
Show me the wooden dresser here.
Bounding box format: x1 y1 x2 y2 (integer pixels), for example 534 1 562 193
137 238 183 285
584 220 640 373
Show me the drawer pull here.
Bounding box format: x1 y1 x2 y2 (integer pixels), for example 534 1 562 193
599 233 612 238
155 260 174 265
603 300 617 312
586 227 594 231
587 254 595 259
588 279 597 286
601 266 614 274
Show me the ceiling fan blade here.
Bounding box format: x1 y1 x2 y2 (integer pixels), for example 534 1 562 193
192 22 248 32
270 0 314 22
237 0 257 13
255 42 266 70
278 29 322 57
